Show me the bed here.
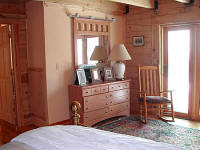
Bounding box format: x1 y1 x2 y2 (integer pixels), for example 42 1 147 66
0 125 185 150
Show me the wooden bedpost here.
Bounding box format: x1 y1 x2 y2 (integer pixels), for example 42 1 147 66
71 101 81 125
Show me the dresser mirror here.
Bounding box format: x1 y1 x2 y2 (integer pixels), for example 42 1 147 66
75 35 109 66
73 18 111 68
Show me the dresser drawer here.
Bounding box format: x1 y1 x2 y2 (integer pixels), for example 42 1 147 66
82 88 92 97
110 95 130 105
109 102 129 115
109 84 120 91
122 82 130 89
100 86 108 94
109 82 128 91
84 108 109 122
84 93 110 112
91 87 101 95
109 89 129 99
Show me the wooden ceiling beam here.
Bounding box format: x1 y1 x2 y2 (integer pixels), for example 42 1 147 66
32 0 125 15
175 0 190 3
108 0 154 8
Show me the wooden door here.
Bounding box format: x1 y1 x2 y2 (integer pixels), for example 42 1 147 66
0 24 15 124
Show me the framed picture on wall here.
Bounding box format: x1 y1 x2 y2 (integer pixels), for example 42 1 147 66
104 67 115 81
133 36 144 46
90 68 102 83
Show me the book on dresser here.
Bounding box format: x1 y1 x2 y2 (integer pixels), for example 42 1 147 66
69 80 131 126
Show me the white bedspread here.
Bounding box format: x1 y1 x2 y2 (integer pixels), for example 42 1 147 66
8 125 185 150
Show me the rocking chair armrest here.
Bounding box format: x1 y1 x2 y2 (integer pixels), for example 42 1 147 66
160 90 174 102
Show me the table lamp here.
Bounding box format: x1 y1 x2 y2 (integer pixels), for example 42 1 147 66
90 46 108 67
108 44 131 80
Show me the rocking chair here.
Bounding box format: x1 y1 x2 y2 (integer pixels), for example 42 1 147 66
138 65 175 123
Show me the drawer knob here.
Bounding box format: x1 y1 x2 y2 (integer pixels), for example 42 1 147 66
85 100 88 102
106 102 109 105
110 101 112 104
110 95 112 97
105 96 109 98
112 87 114 89
86 108 88 110
118 86 121 87
86 91 88 93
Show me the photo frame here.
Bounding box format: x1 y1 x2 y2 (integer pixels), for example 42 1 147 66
104 67 115 81
76 69 87 86
90 68 102 83
133 36 144 46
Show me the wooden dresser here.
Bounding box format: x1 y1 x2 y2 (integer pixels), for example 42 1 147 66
69 80 130 126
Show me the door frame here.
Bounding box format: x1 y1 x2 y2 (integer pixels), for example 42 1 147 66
10 24 22 126
161 24 194 119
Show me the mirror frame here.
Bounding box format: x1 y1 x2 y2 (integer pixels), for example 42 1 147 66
73 18 111 68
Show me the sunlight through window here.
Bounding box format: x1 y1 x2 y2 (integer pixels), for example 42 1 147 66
168 30 190 113
87 37 99 65
77 39 83 65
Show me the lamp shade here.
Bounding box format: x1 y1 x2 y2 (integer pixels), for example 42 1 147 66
90 46 108 61
108 44 131 61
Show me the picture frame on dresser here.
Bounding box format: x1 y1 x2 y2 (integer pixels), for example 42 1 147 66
104 67 115 81
76 69 87 86
90 68 102 83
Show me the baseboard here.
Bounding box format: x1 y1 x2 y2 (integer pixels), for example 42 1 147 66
32 116 48 127
50 119 73 126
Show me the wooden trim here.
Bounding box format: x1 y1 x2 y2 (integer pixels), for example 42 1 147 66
0 13 25 20
74 18 111 35
28 67 44 72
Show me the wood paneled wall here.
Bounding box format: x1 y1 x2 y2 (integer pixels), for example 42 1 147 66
0 2 25 14
125 0 200 114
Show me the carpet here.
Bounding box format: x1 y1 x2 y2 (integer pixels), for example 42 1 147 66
97 116 200 150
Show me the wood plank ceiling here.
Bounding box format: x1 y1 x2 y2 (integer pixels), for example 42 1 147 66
33 0 192 9
30 0 193 16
